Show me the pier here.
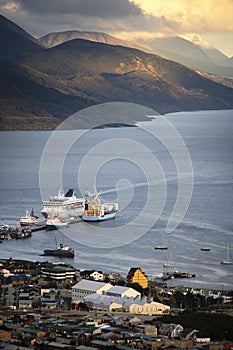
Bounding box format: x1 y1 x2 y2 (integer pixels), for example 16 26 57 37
0 222 46 241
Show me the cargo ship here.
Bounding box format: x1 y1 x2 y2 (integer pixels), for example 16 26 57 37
82 186 118 222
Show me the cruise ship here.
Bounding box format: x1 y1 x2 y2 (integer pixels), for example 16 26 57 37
41 189 85 227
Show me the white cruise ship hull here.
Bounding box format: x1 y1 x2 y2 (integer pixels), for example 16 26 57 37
41 189 85 224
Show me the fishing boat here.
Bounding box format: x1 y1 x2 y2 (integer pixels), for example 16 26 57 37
221 243 233 265
41 189 85 224
43 243 74 258
20 209 39 226
82 186 118 222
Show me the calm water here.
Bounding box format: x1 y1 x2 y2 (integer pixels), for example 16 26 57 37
0 110 233 290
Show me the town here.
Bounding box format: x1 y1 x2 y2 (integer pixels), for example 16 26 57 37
0 258 233 349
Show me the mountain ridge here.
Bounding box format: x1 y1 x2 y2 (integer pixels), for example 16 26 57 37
1 15 233 130
39 29 233 77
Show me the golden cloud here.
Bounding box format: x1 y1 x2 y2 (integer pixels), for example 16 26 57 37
133 0 233 32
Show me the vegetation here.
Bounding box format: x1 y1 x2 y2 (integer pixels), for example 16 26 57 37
1 15 233 130
161 310 233 340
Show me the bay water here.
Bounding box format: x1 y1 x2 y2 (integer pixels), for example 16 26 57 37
0 110 232 290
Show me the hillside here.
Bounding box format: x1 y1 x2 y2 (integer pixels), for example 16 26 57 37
0 15 233 130
140 36 233 77
0 14 43 63
0 62 94 130
40 30 233 77
23 39 233 110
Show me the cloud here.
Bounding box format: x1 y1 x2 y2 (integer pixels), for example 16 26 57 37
0 0 232 55
2 0 143 18
0 0 180 36
134 0 233 33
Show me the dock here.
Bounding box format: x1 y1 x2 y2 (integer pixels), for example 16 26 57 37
0 222 46 241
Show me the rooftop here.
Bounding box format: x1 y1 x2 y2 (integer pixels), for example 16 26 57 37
72 279 111 291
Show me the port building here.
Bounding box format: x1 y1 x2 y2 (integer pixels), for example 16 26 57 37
72 279 170 315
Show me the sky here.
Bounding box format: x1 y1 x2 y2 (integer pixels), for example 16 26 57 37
0 0 233 57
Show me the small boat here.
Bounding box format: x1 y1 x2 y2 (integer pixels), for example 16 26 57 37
221 243 233 265
20 209 39 227
46 217 68 230
173 271 196 278
16 227 32 239
43 243 74 258
161 259 195 280
154 246 168 250
82 186 118 222
200 247 210 251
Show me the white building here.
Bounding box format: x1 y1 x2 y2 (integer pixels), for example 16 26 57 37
83 293 170 315
90 270 105 281
106 285 140 299
72 279 112 303
72 279 170 314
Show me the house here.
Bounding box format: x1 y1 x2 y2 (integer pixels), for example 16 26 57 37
21 327 47 342
127 267 148 289
108 272 123 283
71 279 112 303
159 323 184 338
3 274 30 287
80 269 105 281
90 270 105 281
0 329 11 339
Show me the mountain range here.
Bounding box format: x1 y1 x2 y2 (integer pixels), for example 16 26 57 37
40 31 233 77
1 14 233 130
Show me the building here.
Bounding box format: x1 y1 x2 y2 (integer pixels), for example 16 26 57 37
40 262 76 280
90 270 105 281
83 294 170 314
72 279 112 303
80 269 105 281
106 285 141 299
127 267 148 289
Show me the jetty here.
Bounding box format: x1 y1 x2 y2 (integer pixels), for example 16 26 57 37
0 222 46 241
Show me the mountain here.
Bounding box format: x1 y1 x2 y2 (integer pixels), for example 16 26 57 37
40 30 233 77
0 14 42 63
22 39 233 108
39 30 151 52
0 15 233 130
139 36 233 77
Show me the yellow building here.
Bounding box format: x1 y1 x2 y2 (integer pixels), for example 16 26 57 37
127 267 148 289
